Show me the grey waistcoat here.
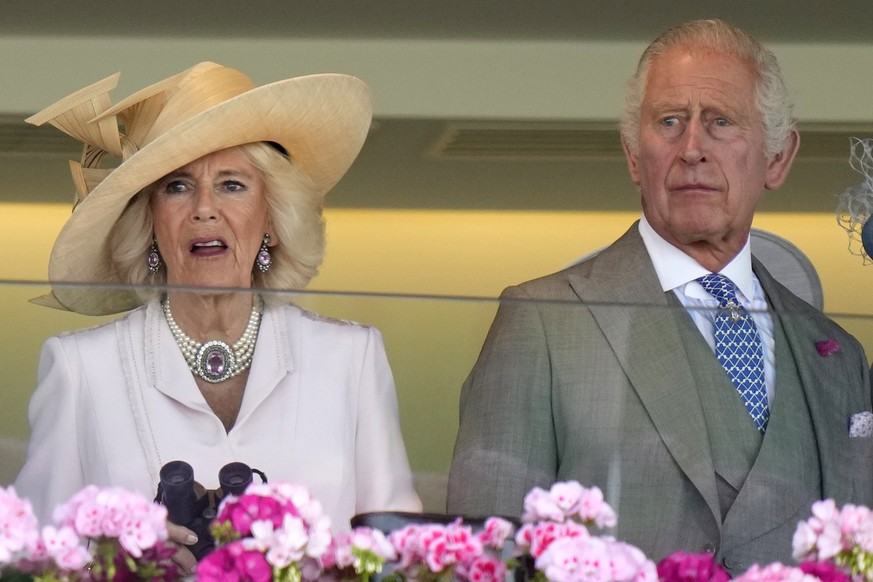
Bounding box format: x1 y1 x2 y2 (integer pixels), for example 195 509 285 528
673 302 822 574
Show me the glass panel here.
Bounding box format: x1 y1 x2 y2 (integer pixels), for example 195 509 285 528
3 278 873 520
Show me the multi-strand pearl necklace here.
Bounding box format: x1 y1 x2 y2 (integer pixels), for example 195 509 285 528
162 296 263 384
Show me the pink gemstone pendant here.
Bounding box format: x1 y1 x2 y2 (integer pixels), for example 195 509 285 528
256 249 271 272
196 340 236 383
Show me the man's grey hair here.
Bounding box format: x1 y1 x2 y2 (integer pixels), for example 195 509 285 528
620 19 796 159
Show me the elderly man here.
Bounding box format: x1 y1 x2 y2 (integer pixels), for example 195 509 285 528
447 19 873 574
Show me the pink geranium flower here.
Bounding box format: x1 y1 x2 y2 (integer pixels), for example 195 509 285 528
0 486 40 565
52 485 169 558
733 562 822 581
522 481 617 529
0 485 177 581
250 515 309 568
608 541 658 582
458 552 507 582
522 486 567 523
656 551 730 582
198 539 273 582
515 520 589 558
217 494 286 539
387 519 497 581
535 536 611 582
476 516 514 549
577 485 618 529
791 498 873 580
420 520 483 573
208 480 332 581
325 526 395 573
798 561 851 582
535 536 657 582
39 525 91 571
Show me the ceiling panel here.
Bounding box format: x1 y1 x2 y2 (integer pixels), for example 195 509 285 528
1 1 871 43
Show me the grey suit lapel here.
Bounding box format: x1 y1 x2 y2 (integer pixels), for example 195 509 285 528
754 260 855 504
568 224 721 524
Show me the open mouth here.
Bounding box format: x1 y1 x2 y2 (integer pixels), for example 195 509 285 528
190 239 228 255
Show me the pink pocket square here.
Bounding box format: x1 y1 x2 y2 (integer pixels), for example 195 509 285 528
849 411 873 438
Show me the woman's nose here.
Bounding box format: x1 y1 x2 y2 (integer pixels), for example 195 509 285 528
192 187 218 222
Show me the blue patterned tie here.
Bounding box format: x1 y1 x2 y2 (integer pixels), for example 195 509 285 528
697 274 769 433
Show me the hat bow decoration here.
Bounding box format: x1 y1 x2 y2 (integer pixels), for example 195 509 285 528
26 72 122 208
27 63 259 211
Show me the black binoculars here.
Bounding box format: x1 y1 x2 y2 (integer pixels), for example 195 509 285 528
154 460 267 560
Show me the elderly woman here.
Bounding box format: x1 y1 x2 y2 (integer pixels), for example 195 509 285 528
14 62 421 566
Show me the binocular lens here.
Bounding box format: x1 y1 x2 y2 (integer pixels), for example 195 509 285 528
219 462 254 496
157 461 201 526
159 460 195 491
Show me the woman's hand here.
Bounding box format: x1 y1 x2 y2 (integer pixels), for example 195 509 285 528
166 521 199 575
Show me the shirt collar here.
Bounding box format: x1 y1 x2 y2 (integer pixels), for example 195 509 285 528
638 214 755 301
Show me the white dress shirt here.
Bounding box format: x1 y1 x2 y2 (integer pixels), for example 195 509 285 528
637 216 776 403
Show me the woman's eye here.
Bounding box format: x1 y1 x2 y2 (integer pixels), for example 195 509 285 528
165 180 187 194
223 180 246 192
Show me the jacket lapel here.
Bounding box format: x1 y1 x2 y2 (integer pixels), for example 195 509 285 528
233 304 295 429
568 225 721 524
145 300 213 413
754 260 855 504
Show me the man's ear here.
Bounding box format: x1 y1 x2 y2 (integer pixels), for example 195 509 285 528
765 129 800 191
622 138 642 186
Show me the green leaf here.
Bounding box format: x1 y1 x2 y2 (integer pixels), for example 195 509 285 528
0 568 35 582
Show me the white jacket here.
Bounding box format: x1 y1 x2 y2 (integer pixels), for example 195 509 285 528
15 300 422 528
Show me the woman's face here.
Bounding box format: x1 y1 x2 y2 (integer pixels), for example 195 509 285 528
149 147 273 289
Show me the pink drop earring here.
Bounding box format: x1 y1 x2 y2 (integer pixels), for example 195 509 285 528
256 234 272 273
147 236 162 273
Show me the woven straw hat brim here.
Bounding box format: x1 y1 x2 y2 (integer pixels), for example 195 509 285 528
38 73 372 315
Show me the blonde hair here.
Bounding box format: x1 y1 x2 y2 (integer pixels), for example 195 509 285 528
108 142 325 305
620 19 795 159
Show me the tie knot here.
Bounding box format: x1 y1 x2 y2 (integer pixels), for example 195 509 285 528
697 274 739 308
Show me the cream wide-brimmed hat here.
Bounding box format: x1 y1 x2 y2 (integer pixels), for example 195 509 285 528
28 61 373 315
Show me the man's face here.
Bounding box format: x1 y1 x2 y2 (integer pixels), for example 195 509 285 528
624 47 793 257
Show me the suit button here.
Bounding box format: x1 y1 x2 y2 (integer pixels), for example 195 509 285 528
702 543 716 553
723 557 744 572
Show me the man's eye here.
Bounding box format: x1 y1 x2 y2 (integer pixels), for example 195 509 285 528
713 118 730 127
662 116 679 127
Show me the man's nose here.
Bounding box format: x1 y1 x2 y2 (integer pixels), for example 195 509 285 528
679 118 707 164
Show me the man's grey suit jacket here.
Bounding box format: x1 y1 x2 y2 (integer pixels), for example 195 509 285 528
448 223 873 571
